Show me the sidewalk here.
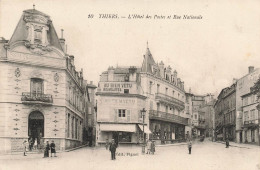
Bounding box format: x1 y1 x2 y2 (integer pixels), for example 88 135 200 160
215 141 260 149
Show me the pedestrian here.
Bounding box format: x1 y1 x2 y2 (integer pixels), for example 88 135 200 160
188 140 192 154
226 137 229 148
43 141 50 158
151 140 155 155
22 140 27 156
109 139 117 160
146 139 152 154
33 138 37 150
50 140 57 157
105 139 109 150
29 138 33 151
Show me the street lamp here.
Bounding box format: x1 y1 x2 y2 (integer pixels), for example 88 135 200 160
141 108 146 154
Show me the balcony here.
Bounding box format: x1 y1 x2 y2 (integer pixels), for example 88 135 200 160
21 92 53 105
149 110 188 125
155 93 185 110
243 119 259 128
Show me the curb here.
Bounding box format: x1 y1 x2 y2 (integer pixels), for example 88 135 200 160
215 141 255 149
1 144 89 156
156 143 186 147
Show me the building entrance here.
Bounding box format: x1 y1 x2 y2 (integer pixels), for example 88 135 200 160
28 111 44 145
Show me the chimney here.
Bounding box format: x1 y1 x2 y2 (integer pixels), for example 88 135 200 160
59 29 66 51
70 55 74 65
248 66 254 74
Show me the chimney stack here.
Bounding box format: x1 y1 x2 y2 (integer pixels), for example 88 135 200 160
59 29 65 51
248 66 254 74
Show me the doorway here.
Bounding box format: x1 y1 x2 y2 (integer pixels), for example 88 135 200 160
28 111 44 145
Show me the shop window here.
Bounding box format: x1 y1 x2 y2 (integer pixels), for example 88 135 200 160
118 132 131 142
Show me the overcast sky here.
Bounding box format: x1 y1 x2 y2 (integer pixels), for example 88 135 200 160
1 0 260 96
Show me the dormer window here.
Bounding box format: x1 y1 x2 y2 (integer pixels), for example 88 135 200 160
34 28 42 44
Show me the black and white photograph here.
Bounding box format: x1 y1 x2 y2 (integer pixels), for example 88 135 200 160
0 0 260 170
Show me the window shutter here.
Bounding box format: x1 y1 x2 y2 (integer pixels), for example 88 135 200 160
114 109 118 122
127 110 131 122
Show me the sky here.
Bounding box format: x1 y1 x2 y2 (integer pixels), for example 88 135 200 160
1 0 260 96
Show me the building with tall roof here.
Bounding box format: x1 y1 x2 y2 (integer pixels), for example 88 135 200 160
0 8 87 153
96 45 191 145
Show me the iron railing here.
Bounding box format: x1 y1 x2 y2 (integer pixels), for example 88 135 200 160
21 92 53 103
149 110 188 125
155 93 185 110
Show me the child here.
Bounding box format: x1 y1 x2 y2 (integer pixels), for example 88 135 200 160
50 140 57 157
23 140 27 156
188 140 192 154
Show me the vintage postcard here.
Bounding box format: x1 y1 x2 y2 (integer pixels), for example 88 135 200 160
0 0 259 170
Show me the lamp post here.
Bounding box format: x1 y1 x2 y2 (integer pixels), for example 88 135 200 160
141 108 146 154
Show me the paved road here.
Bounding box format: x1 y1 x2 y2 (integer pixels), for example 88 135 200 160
0 140 259 170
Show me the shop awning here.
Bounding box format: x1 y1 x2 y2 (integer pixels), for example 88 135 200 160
100 123 136 132
138 124 152 134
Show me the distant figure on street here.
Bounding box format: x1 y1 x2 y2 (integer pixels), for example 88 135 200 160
50 140 57 157
225 137 229 148
151 140 155 155
23 140 27 156
188 140 192 154
109 139 117 160
105 139 109 150
146 139 152 154
33 139 37 150
43 141 50 158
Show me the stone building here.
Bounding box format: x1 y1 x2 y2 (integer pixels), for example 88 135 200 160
96 66 147 146
96 46 190 145
0 8 87 153
214 83 236 141
236 66 260 144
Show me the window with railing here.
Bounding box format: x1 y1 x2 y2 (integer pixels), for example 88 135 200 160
31 78 43 96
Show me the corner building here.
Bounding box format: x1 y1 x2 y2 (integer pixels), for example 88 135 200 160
0 9 86 153
96 46 190 145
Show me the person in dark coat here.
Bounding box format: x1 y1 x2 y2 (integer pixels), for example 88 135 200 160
151 141 155 155
226 136 229 148
109 139 117 160
50 140 57 157
43 141 50 158
188 140 192 154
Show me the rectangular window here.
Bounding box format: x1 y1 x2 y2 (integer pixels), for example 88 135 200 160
124 89 129 94
149 81 152 94
31 78 43 96
250 109 255 120
165 88 168 95
244 97 248 106
157 84 160 93
251 95 255 104
118 109 126 117
244 111 248 121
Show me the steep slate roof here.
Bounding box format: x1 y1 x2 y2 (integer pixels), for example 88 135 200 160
141 47 156 73
8 9 63 52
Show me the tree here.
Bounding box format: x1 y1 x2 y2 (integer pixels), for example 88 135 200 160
251 77 260 110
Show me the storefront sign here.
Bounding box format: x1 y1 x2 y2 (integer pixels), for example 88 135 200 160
102 83 133 92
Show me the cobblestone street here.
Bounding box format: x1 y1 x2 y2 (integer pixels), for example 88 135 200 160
1 140 259 170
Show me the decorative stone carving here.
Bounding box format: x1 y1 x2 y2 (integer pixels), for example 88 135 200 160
15 68 21 77
54 73 59 82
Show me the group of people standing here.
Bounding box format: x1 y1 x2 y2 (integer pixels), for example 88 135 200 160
146 139 155 155
22 140 57 157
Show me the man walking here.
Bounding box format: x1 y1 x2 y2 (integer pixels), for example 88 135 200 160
109 139 117 160
225 136 229 148
188 140 192 154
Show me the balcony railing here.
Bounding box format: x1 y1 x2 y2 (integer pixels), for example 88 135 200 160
155 93 185 110
243 119 259 126
21 92 53 104
149 110 188 125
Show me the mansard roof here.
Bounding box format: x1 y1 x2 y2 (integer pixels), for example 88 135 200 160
8 9 63 52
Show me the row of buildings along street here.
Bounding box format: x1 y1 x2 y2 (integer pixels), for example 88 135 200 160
0 7 259 154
